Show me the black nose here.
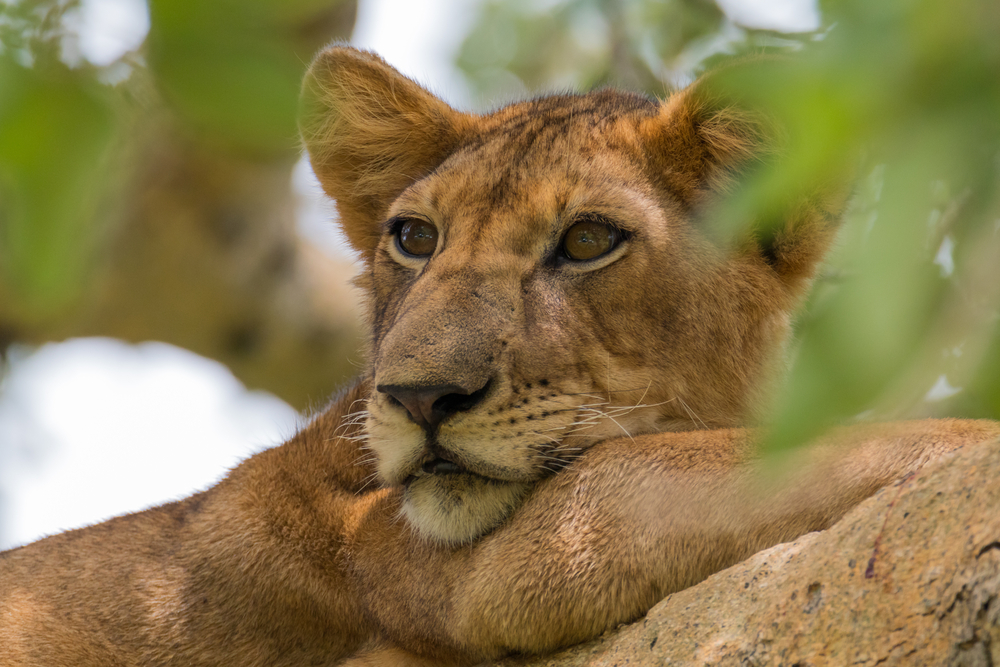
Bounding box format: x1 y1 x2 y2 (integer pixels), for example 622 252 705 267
377 381 490 431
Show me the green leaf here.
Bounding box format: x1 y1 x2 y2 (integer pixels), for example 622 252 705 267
0 57 115 316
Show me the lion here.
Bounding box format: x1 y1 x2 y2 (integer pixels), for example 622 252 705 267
1 45 998 667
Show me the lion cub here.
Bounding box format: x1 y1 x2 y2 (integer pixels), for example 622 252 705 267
1 46 998 667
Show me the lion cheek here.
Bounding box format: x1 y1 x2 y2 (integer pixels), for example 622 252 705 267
402 476 531 546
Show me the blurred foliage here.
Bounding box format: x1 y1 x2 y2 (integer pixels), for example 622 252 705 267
457 0 800 98
0 51 116 315
727 0 1000 451
0 0 354 322
0 0 118 317
147 0 345 153
457 0 1000 448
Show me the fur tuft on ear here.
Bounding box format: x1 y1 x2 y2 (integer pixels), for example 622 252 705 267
300 45 472 258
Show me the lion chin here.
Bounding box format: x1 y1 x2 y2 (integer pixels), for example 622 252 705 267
402 474 531 546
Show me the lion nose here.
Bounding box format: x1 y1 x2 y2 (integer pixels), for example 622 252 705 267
377 381 490 431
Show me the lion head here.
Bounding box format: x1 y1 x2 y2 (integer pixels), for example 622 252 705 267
302 47 841 545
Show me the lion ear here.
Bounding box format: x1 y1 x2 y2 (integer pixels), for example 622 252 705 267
301 45 471 259
640 67 774 208
642 66 842 297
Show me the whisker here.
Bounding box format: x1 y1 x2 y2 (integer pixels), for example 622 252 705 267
564 419 601 430
606 352 611 404
558 387 649 397
526 432 562 445
602 413 636 444
634 379 652 410
355 470 383 495
677 396 709 430
574 396 612 406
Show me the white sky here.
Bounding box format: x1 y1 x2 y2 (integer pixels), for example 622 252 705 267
716 0 818 31
60 0 150 67
0 0 820 550
351 0 481 108
0 341 298 549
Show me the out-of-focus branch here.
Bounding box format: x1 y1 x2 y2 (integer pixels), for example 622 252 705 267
0 0 362 410
87 128 364 409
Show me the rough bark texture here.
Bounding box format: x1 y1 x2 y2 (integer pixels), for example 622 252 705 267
504 436 1000 667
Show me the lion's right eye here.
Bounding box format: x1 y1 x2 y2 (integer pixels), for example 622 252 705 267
561 219 620 262
396 219 439 257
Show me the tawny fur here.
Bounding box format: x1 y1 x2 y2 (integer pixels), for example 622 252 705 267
2 46 997 666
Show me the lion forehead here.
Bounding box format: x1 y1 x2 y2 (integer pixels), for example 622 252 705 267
387 105 662 258
460 94 655 172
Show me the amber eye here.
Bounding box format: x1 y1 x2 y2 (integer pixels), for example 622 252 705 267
561 219 618 261
396 219 439 257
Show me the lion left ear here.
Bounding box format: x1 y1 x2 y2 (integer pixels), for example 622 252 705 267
640 65 775 209
641 65 844 297
300 45 473 259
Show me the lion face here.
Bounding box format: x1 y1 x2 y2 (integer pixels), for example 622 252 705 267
302 48 841 544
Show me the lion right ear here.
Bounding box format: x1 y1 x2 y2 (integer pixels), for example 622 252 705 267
300 45 472 259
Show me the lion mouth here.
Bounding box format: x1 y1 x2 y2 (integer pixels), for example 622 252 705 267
421 457 465 475
397 436 540 488
401 455 468 487
402 455 505 488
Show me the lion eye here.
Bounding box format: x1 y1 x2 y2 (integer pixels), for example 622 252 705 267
561 219 618 262
396 219 439 257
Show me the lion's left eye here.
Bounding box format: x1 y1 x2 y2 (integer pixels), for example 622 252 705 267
561 219 621 261
396 218 439 257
